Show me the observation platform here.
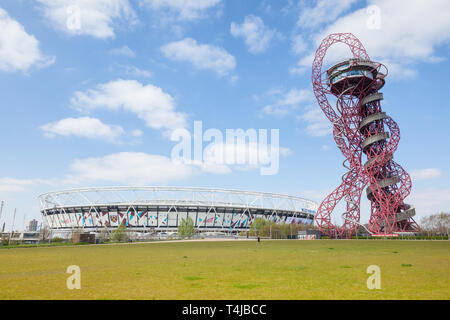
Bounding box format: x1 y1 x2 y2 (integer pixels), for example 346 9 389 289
326 58 386 96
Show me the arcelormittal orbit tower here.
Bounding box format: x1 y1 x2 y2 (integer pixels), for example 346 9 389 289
312 33 419 238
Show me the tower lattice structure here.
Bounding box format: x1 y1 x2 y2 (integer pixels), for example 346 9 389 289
312 33 419 238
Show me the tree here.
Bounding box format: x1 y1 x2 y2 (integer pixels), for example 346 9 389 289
39 224 51 242
178 217 196 239
420 212 449 236
249 218 315 239
0 233 9 246
249 218 269 237
98 228 110 243
112 224 128 242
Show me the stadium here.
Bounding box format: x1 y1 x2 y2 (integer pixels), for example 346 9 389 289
38 187 318 235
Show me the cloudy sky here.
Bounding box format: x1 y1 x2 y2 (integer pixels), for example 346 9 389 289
0 0 449 229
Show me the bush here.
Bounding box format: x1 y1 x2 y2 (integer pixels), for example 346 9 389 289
112 224 128 242
178 217 196 239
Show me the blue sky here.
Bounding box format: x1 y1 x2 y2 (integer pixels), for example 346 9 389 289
0 0 449 230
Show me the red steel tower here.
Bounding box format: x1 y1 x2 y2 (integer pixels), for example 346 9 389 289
312 33 419 238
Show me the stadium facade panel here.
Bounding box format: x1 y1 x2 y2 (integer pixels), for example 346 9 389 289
38 187 318 233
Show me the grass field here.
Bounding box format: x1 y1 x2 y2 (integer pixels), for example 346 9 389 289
1 240 449 300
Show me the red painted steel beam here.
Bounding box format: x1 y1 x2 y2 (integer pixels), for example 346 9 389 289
311 33 419 238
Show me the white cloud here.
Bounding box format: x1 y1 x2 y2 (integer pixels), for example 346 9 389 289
300 108 332 137
140 0 221 21
0 7 54 72
10 140 289 188
65 143 289 185
117 64 152 77
262 105 292 117
280 147 292 157
297 0 358 28
40 117 125 142
261 88 313 117
230 15 278 54
110 45 136 57
0 178 36 192
65 144 289 186
161 38 236 76
67 152 195 185
201 142 290 173
291 34 307 54
383 60 418 80
278 89 312 106
131 129 143 137
260 2 272 14
411 168 442 181
70 79 187 136
281 0 297 16
259 87 331 137
293 0 450 78
409 188 450 217
37 0 138 39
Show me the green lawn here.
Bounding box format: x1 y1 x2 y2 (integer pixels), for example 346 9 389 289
0 240 449 300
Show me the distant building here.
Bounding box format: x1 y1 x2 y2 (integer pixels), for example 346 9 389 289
5 231 41 244
28 219 39 232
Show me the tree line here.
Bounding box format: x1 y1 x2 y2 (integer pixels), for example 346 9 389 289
420 212 449 236
248 218 318 239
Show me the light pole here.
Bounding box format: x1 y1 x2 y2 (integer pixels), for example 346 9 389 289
9 208 16 246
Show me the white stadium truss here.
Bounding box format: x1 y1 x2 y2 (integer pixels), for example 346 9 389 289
38 187 318 233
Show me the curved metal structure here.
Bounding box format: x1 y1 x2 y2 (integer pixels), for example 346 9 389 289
39 186 317 233
311 33 419 238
